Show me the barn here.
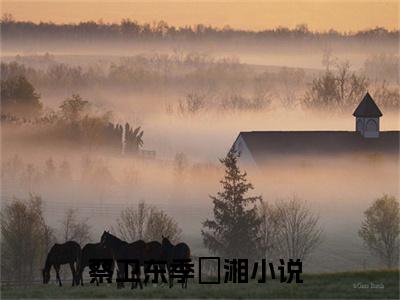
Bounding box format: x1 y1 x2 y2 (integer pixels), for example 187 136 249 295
232 93 399 168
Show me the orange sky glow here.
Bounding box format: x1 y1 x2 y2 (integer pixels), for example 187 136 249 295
1 0 399 32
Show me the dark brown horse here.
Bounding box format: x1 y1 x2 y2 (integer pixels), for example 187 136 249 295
161 236 191 288
77 242 114 286
42 241 81 287
143 240 165 285
100 231 145 289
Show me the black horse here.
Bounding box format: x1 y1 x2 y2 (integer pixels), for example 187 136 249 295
161 236 191 288
142 240 166 285
77 242 115 286
42 241 81 287
100 231 145 289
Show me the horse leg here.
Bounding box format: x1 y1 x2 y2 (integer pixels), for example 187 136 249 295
80 266 84 286
130 265 141 289
70 262 76 287
184 277 188 289
143 265 148 287
116 262 124 289
169 267 173 289
55 265 62 287
130 269 136 289
137 266 143 290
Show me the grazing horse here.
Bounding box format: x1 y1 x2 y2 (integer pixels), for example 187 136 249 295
143 241 165 285
161 236 191 288
77 242 115 286
100 231 145 289
42 241 81 287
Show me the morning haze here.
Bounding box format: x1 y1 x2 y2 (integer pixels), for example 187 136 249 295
1 1 399 298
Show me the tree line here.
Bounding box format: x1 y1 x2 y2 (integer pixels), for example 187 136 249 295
2 14 398 42
0 76 144 154
1 55 399 115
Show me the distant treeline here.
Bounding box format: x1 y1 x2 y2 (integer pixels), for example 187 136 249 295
1 16 398 43
1 52 399 112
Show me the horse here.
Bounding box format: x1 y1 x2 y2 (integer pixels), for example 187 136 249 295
161 236 191 288
143 240 166 286
100 231 145 289
42 241 81 287
77 242 115 286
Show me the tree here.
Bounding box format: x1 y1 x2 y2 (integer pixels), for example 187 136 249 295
1 194 53 283
44 157 56 180
59 94 89 122
124 123 144 154
0 75 42 118
303 61 368 112
359 195 399 268
116 202 149 242
202 148 262 259
59 159 72 181
116 201 182 243
145 207 182 242
274 197 322 262
59 208 91 245
257 201 280 260
173 152 188 179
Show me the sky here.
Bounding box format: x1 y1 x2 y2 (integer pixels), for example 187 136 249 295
1 0 399 32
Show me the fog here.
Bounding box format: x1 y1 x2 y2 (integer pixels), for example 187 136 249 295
1 25 399 273
2 110 399 272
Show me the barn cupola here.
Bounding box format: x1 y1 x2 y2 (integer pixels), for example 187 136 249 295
353 92 383 138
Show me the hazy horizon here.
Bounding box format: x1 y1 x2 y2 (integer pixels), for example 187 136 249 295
1 0 399 32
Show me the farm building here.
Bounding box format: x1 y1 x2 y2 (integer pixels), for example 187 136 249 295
232 93 399 168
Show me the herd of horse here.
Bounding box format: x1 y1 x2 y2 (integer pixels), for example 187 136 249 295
42 231 191 289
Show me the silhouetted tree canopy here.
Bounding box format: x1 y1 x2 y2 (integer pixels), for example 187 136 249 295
1 17 398 42
1 75 42 117
59 94 89 122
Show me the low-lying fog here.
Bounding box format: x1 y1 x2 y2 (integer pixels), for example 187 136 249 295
1 46 399 273
2 109 399 272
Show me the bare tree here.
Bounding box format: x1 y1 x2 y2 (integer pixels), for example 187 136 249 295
274 197 322 261
44 157 56 180
303 61 368 112
173 152 188 180
145 207 182 243
257 201 280 259
359 195 399 268
1 194 53 283
115 201 182 243
59 208 91 245
116 201 149 242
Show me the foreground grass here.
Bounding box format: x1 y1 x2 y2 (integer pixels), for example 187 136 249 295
2 270 399 299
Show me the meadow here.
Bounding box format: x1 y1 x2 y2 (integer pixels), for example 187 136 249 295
2 270 399 299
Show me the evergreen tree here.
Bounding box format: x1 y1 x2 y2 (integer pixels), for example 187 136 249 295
202 148 262 259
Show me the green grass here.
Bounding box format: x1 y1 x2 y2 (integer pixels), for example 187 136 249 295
1 270 399 299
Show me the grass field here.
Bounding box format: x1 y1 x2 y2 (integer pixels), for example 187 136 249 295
1 270 399 299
